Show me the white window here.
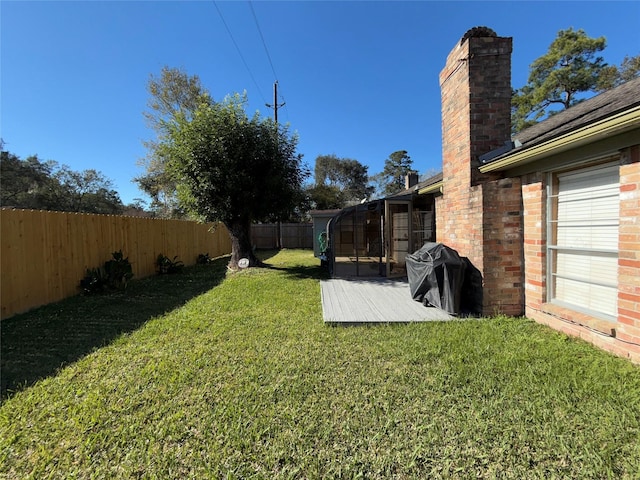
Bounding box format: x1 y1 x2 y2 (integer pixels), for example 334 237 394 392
547 162 619 320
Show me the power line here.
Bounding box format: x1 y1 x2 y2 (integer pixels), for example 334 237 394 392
212 1 267 105
248 1 290 124
249 0 289 123
248 1 278 81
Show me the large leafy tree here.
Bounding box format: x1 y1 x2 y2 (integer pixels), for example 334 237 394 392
164 93 308 270
136 67 210 218
305 184 344 211
0 151 124 214
307 154 373 209
370 150 414 197
0 151 123 214
53 166 123 214
0 151 54 209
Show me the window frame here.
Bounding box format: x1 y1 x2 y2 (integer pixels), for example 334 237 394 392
545 158 620 322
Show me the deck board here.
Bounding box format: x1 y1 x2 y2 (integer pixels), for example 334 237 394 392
321 278 454 324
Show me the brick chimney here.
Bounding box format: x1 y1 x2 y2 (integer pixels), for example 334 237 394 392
405 172 419 190
436 27 524 316
440 26 512 189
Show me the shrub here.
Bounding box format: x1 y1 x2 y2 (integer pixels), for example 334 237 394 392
156 254 184 274
104 250 134 289
197 253 211 264
80 267 107 294
80 250 133 294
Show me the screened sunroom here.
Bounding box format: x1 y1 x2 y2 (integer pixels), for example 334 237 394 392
326 192 436 278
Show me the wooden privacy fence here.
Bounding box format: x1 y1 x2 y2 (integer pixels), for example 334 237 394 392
0 208 232 319
251 223 313 250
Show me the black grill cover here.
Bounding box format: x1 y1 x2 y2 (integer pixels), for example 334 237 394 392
406 242 466 315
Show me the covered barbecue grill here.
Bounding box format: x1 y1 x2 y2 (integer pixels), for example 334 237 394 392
406 242 467 315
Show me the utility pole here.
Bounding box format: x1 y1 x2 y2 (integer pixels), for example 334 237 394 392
265 80 286 249
265 81 285 124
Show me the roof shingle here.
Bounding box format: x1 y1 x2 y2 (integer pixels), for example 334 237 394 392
514 77 640 148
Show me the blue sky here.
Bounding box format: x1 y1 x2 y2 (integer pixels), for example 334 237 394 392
2 1 639 205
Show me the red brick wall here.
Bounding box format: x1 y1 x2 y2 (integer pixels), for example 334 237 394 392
440 36 473 195
482 178 524 316
467 37 513 186
617 149 640 358
521 173 546 312
439 36 482 267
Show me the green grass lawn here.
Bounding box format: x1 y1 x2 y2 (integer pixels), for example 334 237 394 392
1 249 639 479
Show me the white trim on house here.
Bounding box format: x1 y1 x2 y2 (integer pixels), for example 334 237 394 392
480 106 640 173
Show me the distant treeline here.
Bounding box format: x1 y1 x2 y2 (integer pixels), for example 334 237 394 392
0 150 148 216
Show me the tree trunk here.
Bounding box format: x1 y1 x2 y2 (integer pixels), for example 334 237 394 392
226 218 260 270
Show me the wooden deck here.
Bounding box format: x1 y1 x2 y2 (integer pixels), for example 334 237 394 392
320 277 454 324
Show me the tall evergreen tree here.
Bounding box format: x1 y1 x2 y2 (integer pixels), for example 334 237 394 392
596 54 640 92
512 28 608 132
512 29 640 133
370 150 414 197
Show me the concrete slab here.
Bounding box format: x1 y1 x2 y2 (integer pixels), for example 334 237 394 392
321 277 454 325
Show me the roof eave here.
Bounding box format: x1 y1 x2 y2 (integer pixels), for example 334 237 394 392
417 181 443 195
479 105 640 173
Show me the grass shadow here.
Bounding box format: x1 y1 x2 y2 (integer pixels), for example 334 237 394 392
1 255 230 400
261 263 330 281
254 249 330 281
